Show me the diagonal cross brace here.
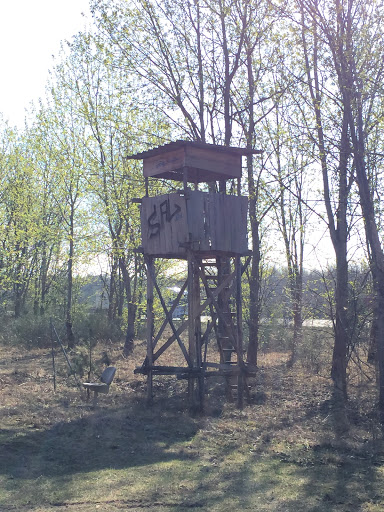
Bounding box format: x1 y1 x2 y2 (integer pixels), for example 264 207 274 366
146 259 192 367
152 279 188 350
152 269 236 363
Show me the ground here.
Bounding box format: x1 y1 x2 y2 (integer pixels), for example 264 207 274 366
0 337 384 511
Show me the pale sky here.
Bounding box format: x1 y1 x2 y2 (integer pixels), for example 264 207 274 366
0 0 91 128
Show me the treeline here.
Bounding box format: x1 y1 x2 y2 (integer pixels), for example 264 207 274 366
1 0 384 419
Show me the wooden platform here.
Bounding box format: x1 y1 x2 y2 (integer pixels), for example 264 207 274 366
134 365 257 380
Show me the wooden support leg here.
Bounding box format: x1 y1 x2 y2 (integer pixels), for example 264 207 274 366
194 258 203 412
236 255 244 410
198 371 205 412
146 257 154 405
187 252 196 407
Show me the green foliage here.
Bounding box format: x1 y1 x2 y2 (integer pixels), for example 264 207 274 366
0 314 52 348
69 344 92 378
73 310 125 343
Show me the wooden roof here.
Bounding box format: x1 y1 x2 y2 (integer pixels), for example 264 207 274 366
128 140 262 160
127 140 262 182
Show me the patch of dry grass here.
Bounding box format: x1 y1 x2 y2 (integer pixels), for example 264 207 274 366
0 340 384 511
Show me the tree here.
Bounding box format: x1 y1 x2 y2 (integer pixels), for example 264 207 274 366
0 138 37 317
295 0 384 423
267 101 311 366
39 88 91 348
91 0 252 145
233 0 278 366
286 0 356 420
51 32 169 353
23 116 66 317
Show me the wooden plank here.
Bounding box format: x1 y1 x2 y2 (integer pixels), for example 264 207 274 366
186 191 210 251
193 255 204 409
146 257 154 403
135 366 199 375
141 278 188 368
152 279 188 349
236 255 244 409
136 364 256 377
143 145 242 181
185 145 242 179
206 194 248 253
143 147 185 178
198 265 247 372
141 191 248 256
235 195 248 252
141 193 188 256
177 368 256 378
188 252 195 402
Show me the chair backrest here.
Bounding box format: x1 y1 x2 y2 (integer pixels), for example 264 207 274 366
100 366 116 385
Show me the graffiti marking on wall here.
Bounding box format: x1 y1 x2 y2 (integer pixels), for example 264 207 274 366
147 198 182 238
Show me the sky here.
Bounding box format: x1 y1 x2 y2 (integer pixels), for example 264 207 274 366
0 0 91 128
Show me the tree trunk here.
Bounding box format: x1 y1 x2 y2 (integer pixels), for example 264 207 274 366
119 256 137 356
352 118 384 422
287 273 303 367
245 42 261 367
66 213 75 349
247 217 261 366
300 12 351 408
108 257 118 322
331 245 349 399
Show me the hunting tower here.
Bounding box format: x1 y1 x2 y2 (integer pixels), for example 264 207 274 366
129 141 260 409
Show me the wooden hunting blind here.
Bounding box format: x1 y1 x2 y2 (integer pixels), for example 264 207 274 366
128 140 261 409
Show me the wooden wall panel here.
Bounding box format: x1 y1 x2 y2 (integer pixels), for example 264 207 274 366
205 194 248 253
141 191 248 257
142 145 242 181
186 191 210 251
141 193 188 256
143 148 185 178
185 146 242 179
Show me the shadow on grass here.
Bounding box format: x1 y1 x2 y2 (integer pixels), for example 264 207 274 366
0 397 199 481
2 356 384 511
266 441 382 511
187 442 383 512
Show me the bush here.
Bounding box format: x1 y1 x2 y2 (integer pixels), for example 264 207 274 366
258 319 293 353
72 310 125 343
299 325 333 373
0 314 52 348
69 344 92 378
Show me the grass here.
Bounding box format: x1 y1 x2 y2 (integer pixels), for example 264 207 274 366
1 337 384 511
